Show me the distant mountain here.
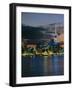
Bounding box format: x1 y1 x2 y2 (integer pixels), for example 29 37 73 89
22 23 64 40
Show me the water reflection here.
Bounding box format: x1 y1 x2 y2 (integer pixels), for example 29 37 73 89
22 55 64 77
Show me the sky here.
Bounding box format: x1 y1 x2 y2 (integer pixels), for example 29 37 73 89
22 12 64 27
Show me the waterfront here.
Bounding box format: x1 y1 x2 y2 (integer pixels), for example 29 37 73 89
22 55 64 77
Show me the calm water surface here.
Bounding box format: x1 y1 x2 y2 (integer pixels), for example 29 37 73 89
22 55 64 77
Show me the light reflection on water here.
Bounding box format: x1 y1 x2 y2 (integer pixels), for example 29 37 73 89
22 55 64 77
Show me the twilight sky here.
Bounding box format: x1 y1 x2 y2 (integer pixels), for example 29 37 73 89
22 12 64 27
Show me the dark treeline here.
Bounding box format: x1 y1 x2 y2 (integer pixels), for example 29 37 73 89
22 25 46 39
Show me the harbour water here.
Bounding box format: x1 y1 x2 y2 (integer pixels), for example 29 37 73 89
22 55 64 77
